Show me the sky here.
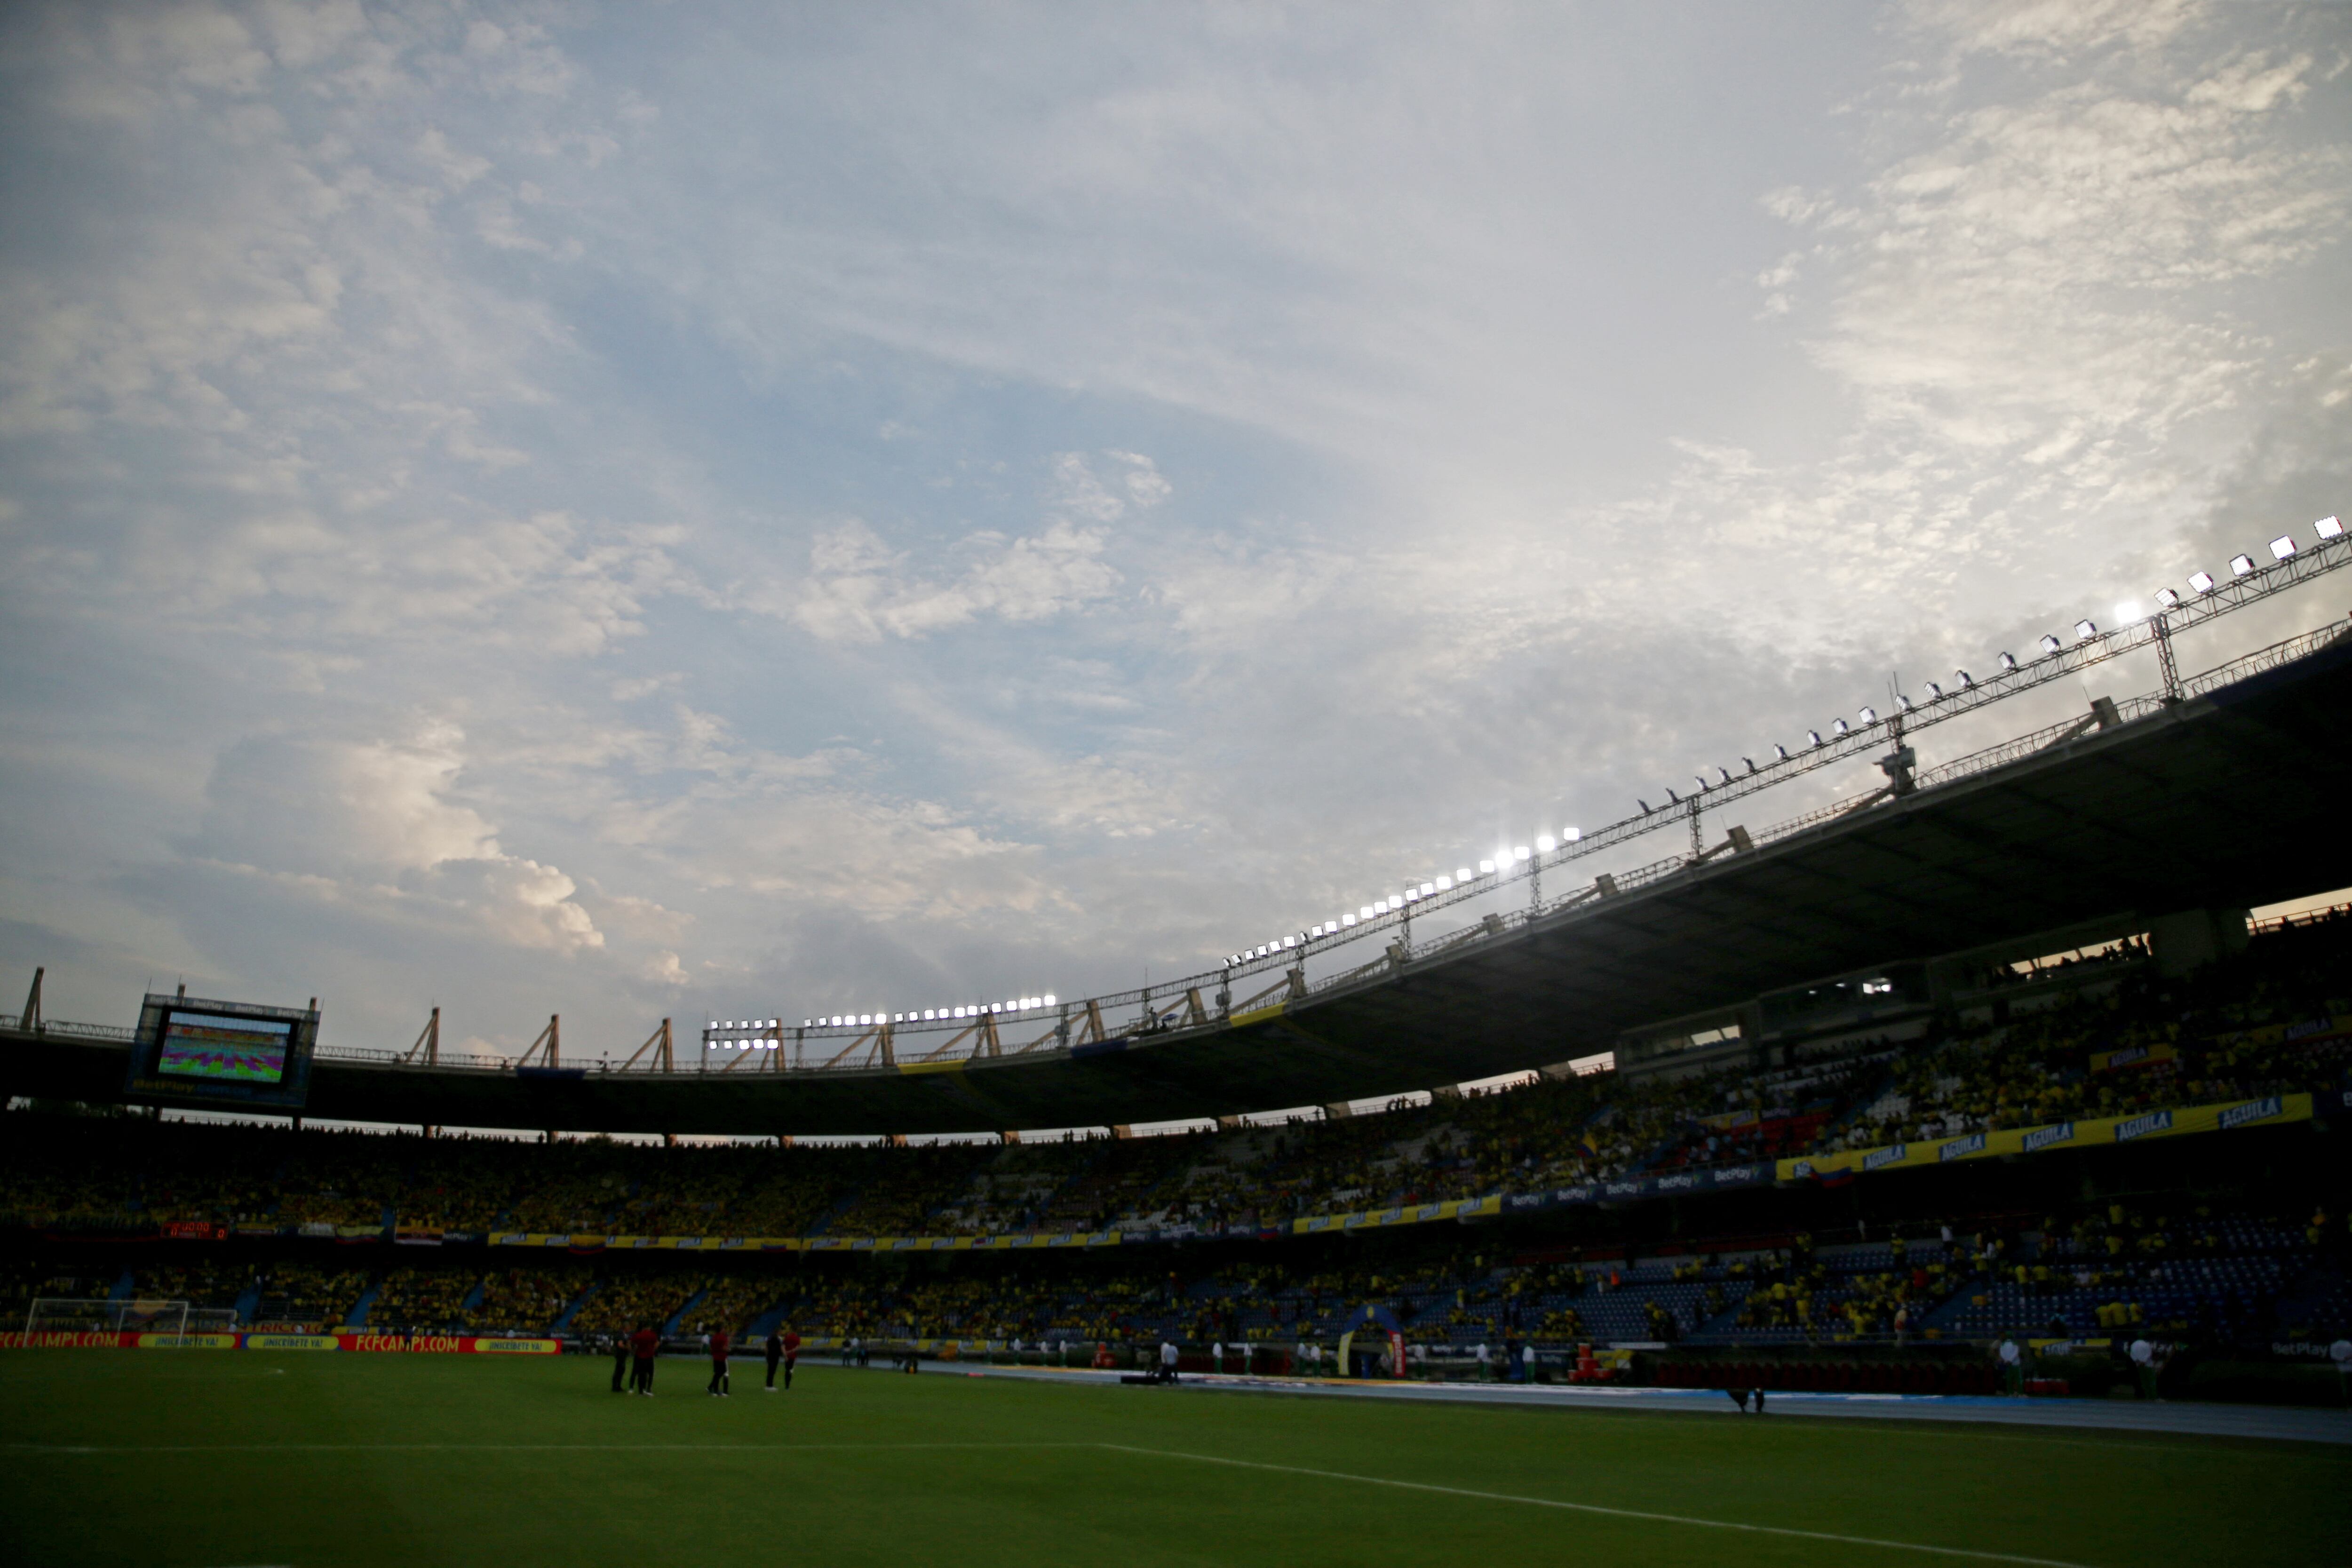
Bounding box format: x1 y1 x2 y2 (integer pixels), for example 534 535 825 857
1 0 2348 1065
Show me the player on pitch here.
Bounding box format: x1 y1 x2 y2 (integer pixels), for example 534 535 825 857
707 1326 731 1396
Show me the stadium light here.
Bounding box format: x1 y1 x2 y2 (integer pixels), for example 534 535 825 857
1638 799 1653 814
2038 635 2061 654
1832 718 1849 737
2114 602 2140 624
1513 845 1531 861
1896 694 1912 712
1044 994 1056 1006
2230 554 2256 577
2317 515 2344 539
1806 731 1823 748
2189 571 2216 594
1773 744 1789 760
1564 829 1580 842
1342 913 1358 926
1434 875 1452 891
2074 620 2097 641
1419 881 1435 896
1998 653 2017 670
1536 835 1557 852
1924 682 1942 698
2270 535 2297 561
1456 864 1475 878
1857 706 1876 725
2154 588 2180 609
1360 905 1375 919
1478 858 1496 873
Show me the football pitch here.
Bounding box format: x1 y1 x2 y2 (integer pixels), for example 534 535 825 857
2 1353 2345 1568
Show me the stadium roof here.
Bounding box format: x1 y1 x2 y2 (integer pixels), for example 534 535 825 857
11 627 2352 1137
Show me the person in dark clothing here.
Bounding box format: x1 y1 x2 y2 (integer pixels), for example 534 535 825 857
609 1333 629 1393
764 1327 783 1392
707 1328 731 1396
630 1323 659 1395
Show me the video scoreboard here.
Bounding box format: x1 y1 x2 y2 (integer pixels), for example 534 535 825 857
125 992 320 1112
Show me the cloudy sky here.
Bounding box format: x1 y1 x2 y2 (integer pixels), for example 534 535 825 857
2 0 2347 1062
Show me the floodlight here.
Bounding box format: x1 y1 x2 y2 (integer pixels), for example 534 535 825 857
1925 681 1942 698
2074 620 2097 641
1999 652 2018 670
1666 787 1681 804
1694 774 1709 791
1832 718 1849 737
1773 744 1789 760
1742 755 1757 772
1638 799 1653 815
1420 881 1436 896
2317 516 2343 539
2114 602 2140 624
1456 865 1475 879
1513 845 1531 861
1435 876 1452 891
2270 535 2296 561
1896 694 1912 712
1402 889 1418 903
1857 706 1876 724
2189 571 2215 593
1360 905 1375 919
803 1019 811 1028
2038 634 2061 654
1564 829 1580 842
2154 588 2179 609
1044 994 1057 1007
1343 913 1358 926
1478 858 1496 873
1805 731 1822 748
1715 765 1731 784
1537 835 1557 853
2230 554 2255 577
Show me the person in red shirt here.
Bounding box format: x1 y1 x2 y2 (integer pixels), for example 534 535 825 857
706 1328 731 1397
629 1324 659 1396
782 1326 801 1390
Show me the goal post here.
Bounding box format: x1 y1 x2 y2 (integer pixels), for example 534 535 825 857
24 1297 191 1337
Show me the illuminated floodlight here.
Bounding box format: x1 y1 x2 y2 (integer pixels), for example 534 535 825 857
1536 835 1557 852
1044 994 1056 1007
1478 858 1496 874
2074 620 2097 641
2230 554 2256 577
1360 905 1376 919
2154 588 2179 609
1896 694 1913 712
1419 881 1435 896
1455 865 1475 879
1564 828 1580 842
1512 845 1531 861
1342 913 1358 927
1924 682 1942 699
2270 535 2296 561
2113 602 2140 625
1831 718 1849 737
1402 889 1419 903
1805 730 1823 748
2038 634 2061 654
2317 516 2344 539
1857 706 1876 724
1435 876 1452 891
1772 744 1789 761
2189 571 2216 594
803 1019 811 1028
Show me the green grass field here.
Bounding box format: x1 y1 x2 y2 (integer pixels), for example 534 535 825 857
3 1352 2345 1567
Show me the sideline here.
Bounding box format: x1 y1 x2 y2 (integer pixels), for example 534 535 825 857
1095 1442 2095 1568
946 1362 2352 1445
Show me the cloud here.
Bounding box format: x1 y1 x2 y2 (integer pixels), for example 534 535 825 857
790 453 1148 642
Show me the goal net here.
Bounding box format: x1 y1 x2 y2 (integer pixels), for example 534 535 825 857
25 1297 191 1337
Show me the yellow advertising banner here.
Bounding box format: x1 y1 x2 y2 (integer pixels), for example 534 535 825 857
1776 1093 2312 1183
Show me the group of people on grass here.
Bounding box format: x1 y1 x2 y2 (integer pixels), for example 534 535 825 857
605 1323 803 1396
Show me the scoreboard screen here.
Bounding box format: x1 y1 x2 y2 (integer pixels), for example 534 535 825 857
127 993 319 1111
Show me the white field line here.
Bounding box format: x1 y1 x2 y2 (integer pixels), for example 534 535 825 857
9 1433 2102 1565
1093 1444 2097 1568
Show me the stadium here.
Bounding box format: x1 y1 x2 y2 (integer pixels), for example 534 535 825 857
9 9 2352 1567
8 521 2352 1566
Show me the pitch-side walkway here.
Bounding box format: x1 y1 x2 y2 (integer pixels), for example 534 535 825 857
941 1362 2352 1445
